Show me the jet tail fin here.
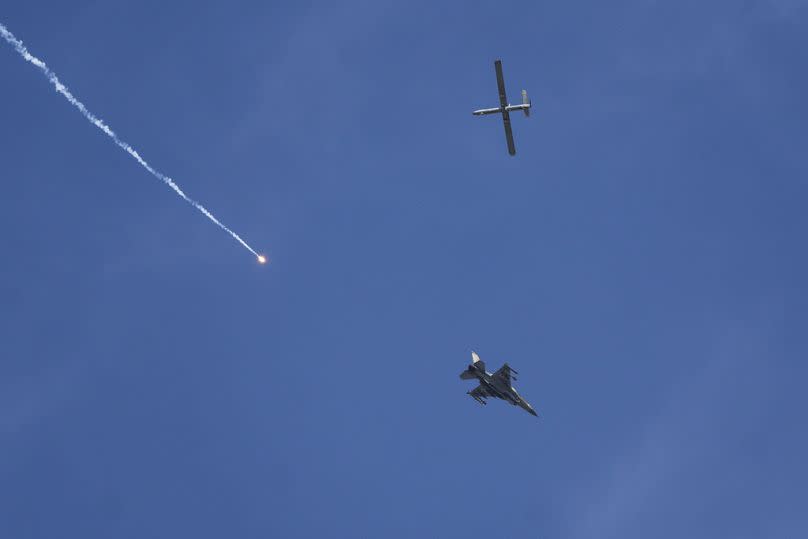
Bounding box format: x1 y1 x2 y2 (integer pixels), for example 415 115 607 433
460 351 486 379
470 351 486 372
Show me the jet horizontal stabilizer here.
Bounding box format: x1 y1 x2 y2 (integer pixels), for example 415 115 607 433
460 368 477 380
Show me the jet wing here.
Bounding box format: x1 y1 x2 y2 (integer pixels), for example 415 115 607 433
469 385 494 399
493 363 518 387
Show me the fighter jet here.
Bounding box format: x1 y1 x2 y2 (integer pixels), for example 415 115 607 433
460 352 538 416
473 59 531 156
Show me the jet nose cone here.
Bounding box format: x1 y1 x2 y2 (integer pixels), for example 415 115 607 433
519 401 539 417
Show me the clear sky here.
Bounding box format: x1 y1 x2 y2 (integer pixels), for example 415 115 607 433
1 1 807 537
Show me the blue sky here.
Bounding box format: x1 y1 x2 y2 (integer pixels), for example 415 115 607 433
1 1 807 537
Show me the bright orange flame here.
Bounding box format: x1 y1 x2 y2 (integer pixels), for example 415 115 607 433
257 255 267 264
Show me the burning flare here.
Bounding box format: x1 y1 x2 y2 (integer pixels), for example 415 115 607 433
0 22 263 261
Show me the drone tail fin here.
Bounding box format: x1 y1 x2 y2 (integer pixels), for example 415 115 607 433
522 90 531 117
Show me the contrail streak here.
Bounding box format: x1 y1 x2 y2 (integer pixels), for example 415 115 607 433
1 22 263 261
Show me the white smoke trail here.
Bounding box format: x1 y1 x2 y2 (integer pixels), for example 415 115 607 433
0 23 262 260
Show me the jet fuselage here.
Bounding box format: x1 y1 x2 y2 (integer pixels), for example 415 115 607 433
462 359 538 416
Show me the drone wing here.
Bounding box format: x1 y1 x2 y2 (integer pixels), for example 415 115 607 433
495 60 516 155
501 110 516 155
495 60 508 109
